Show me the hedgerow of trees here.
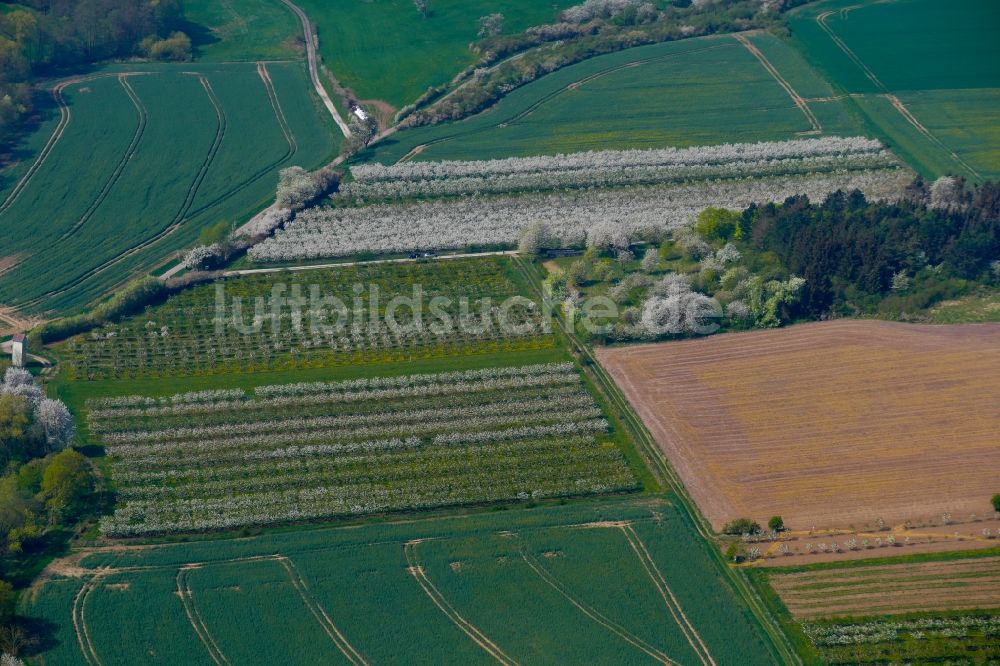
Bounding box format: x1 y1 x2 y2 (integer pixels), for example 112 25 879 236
402 0 802 126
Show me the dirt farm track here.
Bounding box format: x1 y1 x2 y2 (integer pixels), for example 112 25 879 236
597 320 1000 532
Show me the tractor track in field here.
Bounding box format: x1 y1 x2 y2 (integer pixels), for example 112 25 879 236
18 73 228 312
517 544 680 665
404 540 519 665
59 74 151 242
71 571 107 666
0 74 114 215
279 556 369 665
732 33 821 135
619 524 716 666
177 565 232 666
258 63 299 158
169 63 301 226
815 8 980 179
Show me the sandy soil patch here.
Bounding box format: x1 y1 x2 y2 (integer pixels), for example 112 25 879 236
597 320 1000 531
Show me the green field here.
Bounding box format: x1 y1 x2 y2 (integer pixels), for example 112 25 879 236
22 498 780 665
364 32 868 164
787 0 1000 181
292 0 577 108
183 0 303 61
0 62 337 316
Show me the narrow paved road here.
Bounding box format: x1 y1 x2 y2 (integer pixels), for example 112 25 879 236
278 0 352 137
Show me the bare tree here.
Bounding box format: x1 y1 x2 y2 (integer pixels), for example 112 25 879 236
345 115 380 154
413 0 428 18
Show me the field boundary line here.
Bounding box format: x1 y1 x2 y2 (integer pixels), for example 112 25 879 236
881 93 981 179
277 556 369 665
275 0 351 137
517 544 680 665
733 34 820 135
176 565 232 666
59 74 151 242
222 250 517 276
619 524 716 666
71 572 107 666
403 540 519 665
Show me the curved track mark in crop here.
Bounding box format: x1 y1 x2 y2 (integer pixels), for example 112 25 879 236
59 74 150 242
619 524 716 666
176 566 231 666
0 76 96 214
173 74 228 225
404 540 519 665
732 34 820 135
258 63 298 157
18 74 227 311
181 63 300 222
518 546 680 664
278 556 369 665
71 573 105 666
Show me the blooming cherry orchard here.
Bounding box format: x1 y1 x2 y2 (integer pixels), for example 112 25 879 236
252 169 910 261
92 363 636 535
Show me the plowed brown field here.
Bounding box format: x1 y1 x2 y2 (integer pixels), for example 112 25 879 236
597 320 1000 531
770 556 1000 618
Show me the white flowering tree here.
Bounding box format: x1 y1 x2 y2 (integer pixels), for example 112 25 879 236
1 368 43 407
517 220 551 255
35 398 75 450
586 222 631 251
182 243 223 271
640 280 719 336
929 175 968 210
640 248 659 273
3 368 32 387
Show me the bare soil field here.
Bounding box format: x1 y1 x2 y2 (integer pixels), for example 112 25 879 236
769 555 1000 619
597 320 1000 532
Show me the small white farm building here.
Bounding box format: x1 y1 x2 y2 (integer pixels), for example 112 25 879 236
10 333 26 368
